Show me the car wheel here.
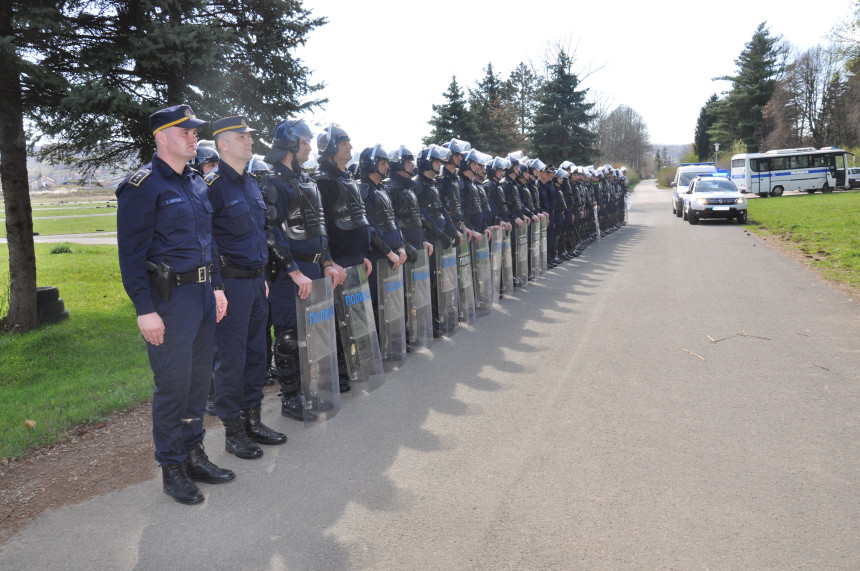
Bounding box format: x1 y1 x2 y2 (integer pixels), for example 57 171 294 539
688 213 698 225
675 201 682 217
771 186 784 197
737 211 748 224
682 206 687 220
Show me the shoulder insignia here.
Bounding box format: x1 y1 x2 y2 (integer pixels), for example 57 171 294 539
127 168 151 187
204 172 220 186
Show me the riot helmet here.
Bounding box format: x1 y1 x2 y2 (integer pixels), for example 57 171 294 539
389 145 416 175
264 118 314 164
488 156 510 179
247 154 271 177
359 144 390 178
417 144 451 174
189 145 219 173
316 123 351 157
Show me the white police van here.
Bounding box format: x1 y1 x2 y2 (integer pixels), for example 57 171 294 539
671 162 716 217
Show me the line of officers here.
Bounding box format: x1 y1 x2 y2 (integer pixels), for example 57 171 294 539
116 104 628 505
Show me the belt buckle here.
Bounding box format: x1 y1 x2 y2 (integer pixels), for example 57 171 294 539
312 253 321 264
197 267 207 283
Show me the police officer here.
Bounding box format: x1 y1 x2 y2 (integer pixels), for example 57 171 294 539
440 139 481 243
207 116 286 459
189 143 219 176
313 123 373 392
262 119 342 421
117 104 234 505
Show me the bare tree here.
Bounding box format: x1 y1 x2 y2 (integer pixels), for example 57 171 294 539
597 104 651 174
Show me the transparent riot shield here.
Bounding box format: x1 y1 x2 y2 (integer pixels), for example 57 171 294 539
490 228 503 306
435 245 459 335
471 238 493 316
296 275 340 424
594 204 602 241
529 222 540 282
457 239 477 324
405 248 432 350
540 217 548 274
334 264 384 395
376 260 406 369
515 225 528 289
501 231 514 295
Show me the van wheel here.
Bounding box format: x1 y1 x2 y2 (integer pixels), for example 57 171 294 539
771 186 784 197
822 182 832 193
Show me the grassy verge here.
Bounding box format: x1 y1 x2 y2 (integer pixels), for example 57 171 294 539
747 191 860 292
0 215 117 238
0 244 151 459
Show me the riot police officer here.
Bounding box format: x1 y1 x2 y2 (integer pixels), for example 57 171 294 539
261 119 342 421
207 116 286 460
117 104 234 505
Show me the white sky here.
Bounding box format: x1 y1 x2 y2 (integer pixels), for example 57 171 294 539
296 0 854 155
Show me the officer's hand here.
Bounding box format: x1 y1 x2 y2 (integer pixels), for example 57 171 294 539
331 262 347 287
515 217 524 228
214 290 228 323
290 269 313 299
532 215 540 224
265 281 269 298
484 228 492 241
394 248 407 269
322 264 340 288
363 257 373 277
386 250 400 269
138 312 165 346
423 241 434 257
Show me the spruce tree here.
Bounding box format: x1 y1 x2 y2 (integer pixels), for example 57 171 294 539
530 48 597 165
36 0 327 175
711 22 785 152
468 63 521 155
423 75 476 145
693 94 719 160
506 62 538 138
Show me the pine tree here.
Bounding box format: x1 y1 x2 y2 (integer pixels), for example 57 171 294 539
1 1 108 331
423 75 476 145
36 0 327 175
468 63 522 155
506 62 538 138
693 94 719 160
711 22 785 152
530 48 597 165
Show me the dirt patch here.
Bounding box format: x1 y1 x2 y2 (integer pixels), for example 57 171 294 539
0 386 278 547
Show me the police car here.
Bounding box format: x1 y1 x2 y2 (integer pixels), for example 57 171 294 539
682 173 747 225
671 162 717 217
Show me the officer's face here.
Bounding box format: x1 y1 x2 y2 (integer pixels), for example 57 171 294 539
159 126 198 162
402 159 415 175
335 140 352 164
377 159 390 177
220 131 254 163
294 137 312 165
452 153 462 166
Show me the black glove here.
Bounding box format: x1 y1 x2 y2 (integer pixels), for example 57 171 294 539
404 243 418 264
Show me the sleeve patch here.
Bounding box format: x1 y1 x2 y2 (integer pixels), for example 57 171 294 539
128 168 151 187
204 172 220 186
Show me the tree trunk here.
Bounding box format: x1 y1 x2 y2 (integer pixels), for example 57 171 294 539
0 5 38 332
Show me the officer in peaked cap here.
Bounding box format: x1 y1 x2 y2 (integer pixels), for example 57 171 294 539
206 116 287 460
116 104 235 505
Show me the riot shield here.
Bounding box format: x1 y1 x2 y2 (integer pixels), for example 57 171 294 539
435 245 459 335
376 260 406 368
405 248 432 350
457 239 477 324
540 217 548 274
529 222 540 282
490 228 503 306
594 205 602 241
515 225 528 289
334 264 384 395
471 239 493 316
501 230 514 295
296 275 340 424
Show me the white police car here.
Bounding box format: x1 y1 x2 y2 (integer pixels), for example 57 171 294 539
683 173 747 225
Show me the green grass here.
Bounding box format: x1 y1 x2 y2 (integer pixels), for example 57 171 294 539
0 215 117 238
747 191 860 292
28 206 118 217
0 244 151 459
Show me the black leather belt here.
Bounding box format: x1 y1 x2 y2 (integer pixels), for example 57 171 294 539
175 264 214 285
292 251 324 263
221 265 263 279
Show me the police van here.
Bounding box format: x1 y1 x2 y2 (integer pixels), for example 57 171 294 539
671 162 716 217
730 147 855 197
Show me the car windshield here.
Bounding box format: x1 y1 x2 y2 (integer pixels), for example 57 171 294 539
695 180 737 192
680 172 711 185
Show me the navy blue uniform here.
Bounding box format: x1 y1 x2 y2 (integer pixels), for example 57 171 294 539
315 162 372 269
116 155 217 466
206 161 269 421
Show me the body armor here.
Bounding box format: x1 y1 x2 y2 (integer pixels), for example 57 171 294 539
459 174 482 217
371 186 399 233
384 176 423 230
315 169 369 231
263 171 326 241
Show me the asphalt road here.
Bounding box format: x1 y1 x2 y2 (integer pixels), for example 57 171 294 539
1 180 858 569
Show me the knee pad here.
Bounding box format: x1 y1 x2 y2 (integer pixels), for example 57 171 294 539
275 329 299 380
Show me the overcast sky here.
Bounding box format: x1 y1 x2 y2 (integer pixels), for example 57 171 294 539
294 0 853 156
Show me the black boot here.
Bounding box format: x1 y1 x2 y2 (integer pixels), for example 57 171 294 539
185 441 236 484
281 389 317 422
222 417 263 459
263 365 277 387
162 463 204 505
241 405 287 445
